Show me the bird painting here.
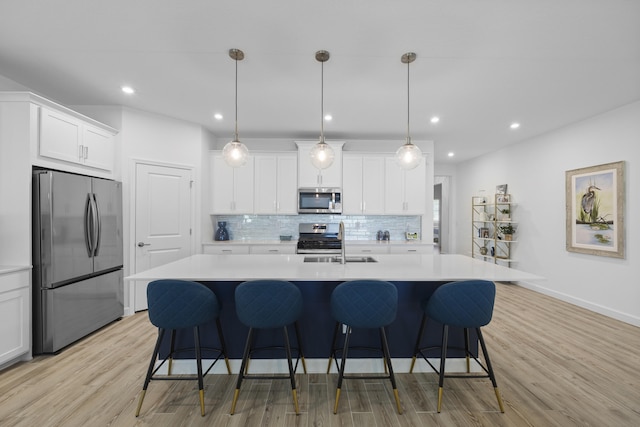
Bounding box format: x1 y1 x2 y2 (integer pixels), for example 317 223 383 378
580 184 600 223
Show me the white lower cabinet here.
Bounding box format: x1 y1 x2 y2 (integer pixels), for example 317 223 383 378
203 245 250 255
249 245 296 255
388 244 433 254
346 245 389 255
0 269 30 366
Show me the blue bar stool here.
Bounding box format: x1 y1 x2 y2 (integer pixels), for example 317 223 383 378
410 279 505 413
230 280 307 415
136 279 231 417
327 280 402 414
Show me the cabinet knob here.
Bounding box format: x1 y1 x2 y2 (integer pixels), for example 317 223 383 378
137 242 150 247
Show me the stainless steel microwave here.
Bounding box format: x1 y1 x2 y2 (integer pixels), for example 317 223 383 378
297 188 342 214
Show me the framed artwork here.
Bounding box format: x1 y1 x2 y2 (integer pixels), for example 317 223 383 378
496 194 510 203
565 161 625 258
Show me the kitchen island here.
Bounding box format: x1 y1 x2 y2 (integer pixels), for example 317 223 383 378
126 254 542 373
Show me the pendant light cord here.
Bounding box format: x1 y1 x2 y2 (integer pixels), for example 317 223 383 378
234 56 239 141
320 59 325 143
406 58 411 142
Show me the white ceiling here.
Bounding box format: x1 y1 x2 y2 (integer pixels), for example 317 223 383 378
1 0 638 164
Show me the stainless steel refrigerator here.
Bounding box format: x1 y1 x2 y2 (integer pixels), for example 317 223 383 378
32 169 124 354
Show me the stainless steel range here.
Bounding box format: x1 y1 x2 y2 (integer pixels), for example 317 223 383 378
296 223 342 254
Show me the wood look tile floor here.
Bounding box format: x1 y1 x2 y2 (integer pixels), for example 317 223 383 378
1 283 639 426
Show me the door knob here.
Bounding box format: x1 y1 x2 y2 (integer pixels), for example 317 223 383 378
137 242 150 247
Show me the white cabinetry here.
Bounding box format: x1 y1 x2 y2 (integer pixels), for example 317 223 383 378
249 245 296 255
210 152 254 214
384 156 426 214
0 269 30 367
254 153 297 214
296 141 344 188
39 107 115 171
343 154 386 214
203 244 250 255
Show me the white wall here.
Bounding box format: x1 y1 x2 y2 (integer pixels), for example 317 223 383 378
114 107 211 313
454 101 640 326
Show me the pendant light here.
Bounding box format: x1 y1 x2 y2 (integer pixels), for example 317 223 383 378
222 48 249 167
309 50 335 170
395 52 423 170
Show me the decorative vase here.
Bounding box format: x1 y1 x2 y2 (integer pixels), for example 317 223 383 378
214 221 230 241
479 247 488 255
504 234 512 241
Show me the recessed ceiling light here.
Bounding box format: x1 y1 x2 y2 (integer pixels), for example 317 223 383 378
324 114 332 121
214 113 223 120
510 122 520 129
447 152 454 157
430 116 440 124
121 86 135 95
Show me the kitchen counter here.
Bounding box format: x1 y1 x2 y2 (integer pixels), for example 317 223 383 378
125 253 541 282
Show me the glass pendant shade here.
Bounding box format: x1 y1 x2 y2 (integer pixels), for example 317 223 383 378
222 139 249 167
310 140 335 170
395 138 423 170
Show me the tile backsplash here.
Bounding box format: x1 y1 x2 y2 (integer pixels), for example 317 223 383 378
211 215 421 241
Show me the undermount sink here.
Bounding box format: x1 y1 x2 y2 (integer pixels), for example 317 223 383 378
303 256 378 263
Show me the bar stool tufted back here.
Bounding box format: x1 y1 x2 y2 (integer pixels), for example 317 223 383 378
330 279 397 328
136 279 230 418
231 280 307 416
235 279 302 329
327 280 402 414
410 280 504 413
147 279 220 329
425 279 495 328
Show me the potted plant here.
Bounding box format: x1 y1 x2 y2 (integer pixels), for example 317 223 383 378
499 208 510 221
498 224 516 241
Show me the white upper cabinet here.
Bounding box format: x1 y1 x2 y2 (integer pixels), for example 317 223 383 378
343 154 385 214
296 141 344 188
384 156 426 215
39 107 115 172
254 153 297 214
210 152 254 214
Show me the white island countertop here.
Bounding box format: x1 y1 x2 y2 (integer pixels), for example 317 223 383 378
125 254 543 283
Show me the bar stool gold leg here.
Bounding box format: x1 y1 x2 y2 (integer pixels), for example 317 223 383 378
230 389 240 415
135 390 146 417
495 387 505 412
224 357 231 374
393 389 402 414
409 355 417 373
199 390 205 416
301 356 308 374
333 388 341 414
326 356 333 374
437 387 443 413
292 389 300 414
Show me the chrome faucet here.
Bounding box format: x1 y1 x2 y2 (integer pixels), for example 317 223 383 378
338 221 346 264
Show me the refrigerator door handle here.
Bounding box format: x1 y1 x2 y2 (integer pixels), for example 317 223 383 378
92 193 102 256
85 193 94 257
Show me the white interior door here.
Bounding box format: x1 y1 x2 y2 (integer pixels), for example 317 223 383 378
134 163 193 311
